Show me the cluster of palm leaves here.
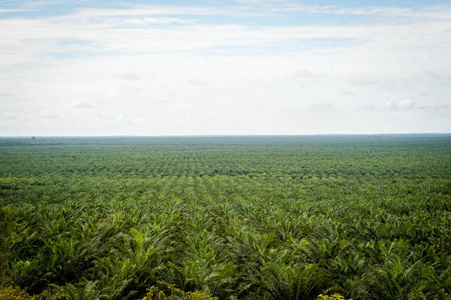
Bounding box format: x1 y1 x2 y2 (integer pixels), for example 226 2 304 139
0 136 450 299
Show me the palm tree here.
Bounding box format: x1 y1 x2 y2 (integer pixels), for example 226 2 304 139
259 262 328 300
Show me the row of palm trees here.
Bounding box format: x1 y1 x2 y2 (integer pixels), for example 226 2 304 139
2 173 450 299
2 136 449 181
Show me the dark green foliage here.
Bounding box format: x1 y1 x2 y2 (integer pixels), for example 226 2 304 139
0 135 450 299
0 202 8 281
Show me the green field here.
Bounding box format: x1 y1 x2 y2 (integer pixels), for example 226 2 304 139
1 135 450 299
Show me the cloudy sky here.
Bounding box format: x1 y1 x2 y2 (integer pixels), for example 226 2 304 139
1 0 450 136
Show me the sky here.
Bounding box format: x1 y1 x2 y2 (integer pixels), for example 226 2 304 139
0 0 450 136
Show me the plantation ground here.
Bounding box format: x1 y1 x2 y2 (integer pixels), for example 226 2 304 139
0 135 450 299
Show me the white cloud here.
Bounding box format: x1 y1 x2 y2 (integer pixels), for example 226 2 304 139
340 90 355 96
0 8 27 12
234 0 289 4
73 100 97 108
271 3 451 20
67 5 233 20
2 112 17 119
397 99 414 109
117 17 192 25
122 72 143 81
384 99 414 110
16 0 62 9
0 3 450 135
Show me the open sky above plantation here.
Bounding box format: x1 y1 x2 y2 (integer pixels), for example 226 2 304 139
0 0 450 136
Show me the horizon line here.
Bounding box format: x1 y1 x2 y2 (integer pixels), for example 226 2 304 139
1 133 451 138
